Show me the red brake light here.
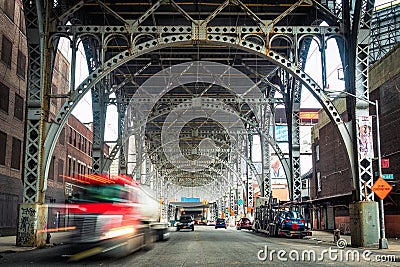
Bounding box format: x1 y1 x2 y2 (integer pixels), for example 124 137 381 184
284 219 290 223
299 220 305 223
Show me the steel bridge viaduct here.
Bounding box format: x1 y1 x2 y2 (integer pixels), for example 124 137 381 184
18 0 380 247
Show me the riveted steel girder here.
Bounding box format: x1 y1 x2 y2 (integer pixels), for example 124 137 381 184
338 0 376 201
45 33 352 197
91 83 108 173
354 0 376 201
22 0 54 204
134 116 289 191
29 1 376 211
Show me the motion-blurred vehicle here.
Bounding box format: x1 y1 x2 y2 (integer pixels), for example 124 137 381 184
63 174 169 261
215 218 227 229
176 215 194 231
236 218 252 230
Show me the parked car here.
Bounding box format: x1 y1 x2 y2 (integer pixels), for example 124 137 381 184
273 210 310 238
207 220 215 226
275 210 306 231
236 218 252 230
176 215 194 231
215 218 227 229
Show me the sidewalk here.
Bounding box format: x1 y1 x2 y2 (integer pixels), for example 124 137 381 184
304 230 400 252
0 232 70 253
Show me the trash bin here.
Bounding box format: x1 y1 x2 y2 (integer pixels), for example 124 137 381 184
333 229 341 242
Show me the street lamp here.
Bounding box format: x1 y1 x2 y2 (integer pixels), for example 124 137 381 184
326 90 388 249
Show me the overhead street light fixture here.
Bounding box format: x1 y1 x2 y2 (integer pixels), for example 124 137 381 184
326 90 388 249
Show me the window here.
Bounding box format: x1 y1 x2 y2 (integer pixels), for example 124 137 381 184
315 144 320 161
67 157 72 176
73 130 77 147
78 134 81 150
0 131 6 165
82 138 85 153
72 159 76 175
77 162 82 178
19 8 26 34
49 156 55 180
0 82 9 113
17 50 26 79
1 36 12 68
58 159 64 182
11 137 21 170
316 172 322 193
302 180 308 189
59 128 65 145
14 93 24 120
68 127 73 144
4 0 15 20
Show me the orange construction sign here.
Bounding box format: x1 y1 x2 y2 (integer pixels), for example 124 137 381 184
371 177 393 200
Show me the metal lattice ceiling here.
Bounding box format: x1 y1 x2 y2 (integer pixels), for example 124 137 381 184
49 0 342 190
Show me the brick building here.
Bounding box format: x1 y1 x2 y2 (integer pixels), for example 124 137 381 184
44 48 71 204
0 1 109 235
0 0 28 235
65 118 110 183
310 43 400 236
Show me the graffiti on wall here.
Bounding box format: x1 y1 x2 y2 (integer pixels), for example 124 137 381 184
17 206 37 246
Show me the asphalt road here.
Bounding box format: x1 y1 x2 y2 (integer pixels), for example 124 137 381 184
0 226 398 266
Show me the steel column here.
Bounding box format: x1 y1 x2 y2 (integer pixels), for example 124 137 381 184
19 0 54 247
354 0 376 201
91 82 108 173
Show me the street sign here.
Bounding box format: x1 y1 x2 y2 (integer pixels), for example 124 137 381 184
65 182 73 196
381 159 390 168
238 199 243 205
371 177 393 200
382 174 394 180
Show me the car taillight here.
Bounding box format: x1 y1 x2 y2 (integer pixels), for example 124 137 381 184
284 219 290 223
299 220 305 223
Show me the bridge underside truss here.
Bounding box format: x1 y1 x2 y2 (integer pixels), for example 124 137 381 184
22 0 375 208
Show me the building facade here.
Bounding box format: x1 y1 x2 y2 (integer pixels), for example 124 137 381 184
0 1 109 235
310 44 400 236
0 0 27 235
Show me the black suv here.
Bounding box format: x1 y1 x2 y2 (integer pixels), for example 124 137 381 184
176 215 194 231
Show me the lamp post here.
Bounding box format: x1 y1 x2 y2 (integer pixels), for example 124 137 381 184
374 99 389 249
326 90 388 249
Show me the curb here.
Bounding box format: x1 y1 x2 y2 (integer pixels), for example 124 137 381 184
0 247 36 254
